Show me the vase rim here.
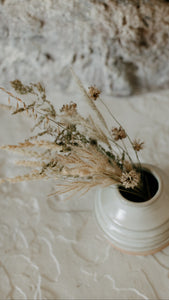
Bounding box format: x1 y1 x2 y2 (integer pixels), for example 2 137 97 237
116 164 162 207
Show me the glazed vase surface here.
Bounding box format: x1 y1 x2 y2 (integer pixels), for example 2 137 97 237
95 164 169 255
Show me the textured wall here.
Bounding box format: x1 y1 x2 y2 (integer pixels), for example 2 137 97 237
0 0 169 95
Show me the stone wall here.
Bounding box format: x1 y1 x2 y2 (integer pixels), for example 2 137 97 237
0 0 169 95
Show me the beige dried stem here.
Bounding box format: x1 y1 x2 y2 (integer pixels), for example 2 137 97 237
70 68 109 132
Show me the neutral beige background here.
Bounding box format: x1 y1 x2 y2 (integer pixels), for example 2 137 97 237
1 0 169 298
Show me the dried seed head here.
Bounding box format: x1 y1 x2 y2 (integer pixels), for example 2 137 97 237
112 126 127 141
132 139 144 151
60 102 77 115
88 86 101 100
10 80 34 94
120 170 140 189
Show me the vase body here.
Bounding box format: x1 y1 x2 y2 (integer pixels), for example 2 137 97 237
95 164 169 255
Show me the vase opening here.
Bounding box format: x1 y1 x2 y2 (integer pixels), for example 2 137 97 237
118 169 159 203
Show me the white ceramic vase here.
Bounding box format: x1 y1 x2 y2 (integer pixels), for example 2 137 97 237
95 164 169 255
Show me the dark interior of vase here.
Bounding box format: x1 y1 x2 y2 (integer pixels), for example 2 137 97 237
118 170 159 203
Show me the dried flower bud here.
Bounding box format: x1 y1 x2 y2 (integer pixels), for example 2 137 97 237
132 139 144 151
88 86 101 100
112 126 127 141
120 170 140 189
123 160 132 172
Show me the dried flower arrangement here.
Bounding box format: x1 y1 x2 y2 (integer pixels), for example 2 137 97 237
0 74 150 201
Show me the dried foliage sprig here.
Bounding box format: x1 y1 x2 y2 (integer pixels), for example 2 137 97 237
0 77 145 199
